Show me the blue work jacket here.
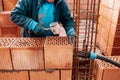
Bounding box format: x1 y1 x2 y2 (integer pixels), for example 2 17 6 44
10 0 75 37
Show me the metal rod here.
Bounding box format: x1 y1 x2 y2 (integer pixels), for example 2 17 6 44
83 0 90 52
94 0 101 52
90 0 96 50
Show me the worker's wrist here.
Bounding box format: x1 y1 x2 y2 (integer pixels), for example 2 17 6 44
67 29 76 36
28 20 38 31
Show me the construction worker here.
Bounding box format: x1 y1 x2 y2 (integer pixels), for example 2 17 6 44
10 0 76 43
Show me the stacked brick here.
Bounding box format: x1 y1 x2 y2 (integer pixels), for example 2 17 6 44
0 0 21 37
0 37 73 80
95 56 120 80
0 11 21 37
97 0 120 55
0 38 16 70
10 38 45 70
3 0 18 11
0 0 3 12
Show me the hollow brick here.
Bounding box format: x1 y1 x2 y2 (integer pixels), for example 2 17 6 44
61 70 72 80
0 71 29 80
44 36 73 69
10 38 45 70
96 56 120 80
0 38 16 70
30 70 59 80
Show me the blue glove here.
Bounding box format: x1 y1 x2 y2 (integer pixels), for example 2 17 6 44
68 30 76 49
28 20 46 35
68 30 76 43
33 24 46 35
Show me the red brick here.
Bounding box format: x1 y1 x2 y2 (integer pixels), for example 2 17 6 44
113 37 120 47
61 70 72 80
0 71 29 80
0 11 17 27
0 48 12 70
16 26 22 37
0 0 3 11
10 38 45 70
116 24 120 30
115 29 120 36
0 28 2 36
1 27 18 37
0 38 16 70
30 70 59 80
44 36 73 69
3 0 18 11
96 56 120 80
112 47 120 56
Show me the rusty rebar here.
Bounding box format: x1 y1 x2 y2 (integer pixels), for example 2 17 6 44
94 0 101 52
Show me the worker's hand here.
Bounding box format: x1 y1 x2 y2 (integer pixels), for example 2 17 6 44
33 24 47 35
68 31 76 48
50 22 61 35
68 35 76 43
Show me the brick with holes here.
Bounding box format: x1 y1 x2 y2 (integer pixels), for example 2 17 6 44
10 38 45 70
0 38 16 70
95 56 120 80
44 36 73 69
0 11 21 37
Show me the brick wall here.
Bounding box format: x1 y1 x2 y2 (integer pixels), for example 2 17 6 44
97 0 120 55
3 0 18 11
0 0 21 37
0 0 3 12
0 37 73 80
95 56 120 80
0 11 21 37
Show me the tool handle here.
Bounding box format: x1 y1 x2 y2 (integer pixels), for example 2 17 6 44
97 55 120 68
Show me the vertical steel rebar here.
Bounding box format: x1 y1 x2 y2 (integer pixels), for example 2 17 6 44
71 0 101 80
94 0 101 52
90 0 96 51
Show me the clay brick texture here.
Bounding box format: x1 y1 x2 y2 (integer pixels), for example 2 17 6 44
10 38 45 70
0 11 16 27
97 0 120 55
0 11 21 37
44 36 73 69
0 0 3 12
61 70 72 80
30 70 59 80
3 0 18 11
95 56 120 80
0 38 16 70
0 71 29 80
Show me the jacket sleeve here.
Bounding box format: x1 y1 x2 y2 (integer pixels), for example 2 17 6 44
59 0 76 35
10 0 35 29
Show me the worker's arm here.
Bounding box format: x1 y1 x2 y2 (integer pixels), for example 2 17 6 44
10 0 35 30
59 0 76 36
